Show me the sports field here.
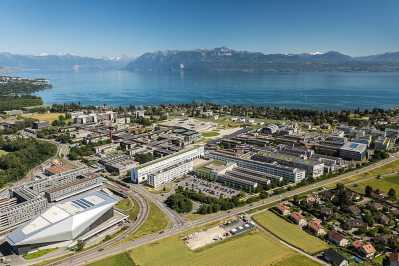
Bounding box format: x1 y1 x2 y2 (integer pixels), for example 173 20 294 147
129 230 320 266
253 211 328 254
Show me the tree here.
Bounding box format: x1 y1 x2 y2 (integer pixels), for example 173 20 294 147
365 185 373 197
388 188 397 200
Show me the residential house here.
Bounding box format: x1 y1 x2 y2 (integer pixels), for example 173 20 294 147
344 205 361 216
389 252 399 266
308 218 326 236
328 230 349 247
377 214 390 225
276 203 291 216
323 249 349 266
290 212 307 227
320 207 333 220
353 241 376 259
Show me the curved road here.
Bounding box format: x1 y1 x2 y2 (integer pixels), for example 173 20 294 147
40 153 399 266
32 190 149 266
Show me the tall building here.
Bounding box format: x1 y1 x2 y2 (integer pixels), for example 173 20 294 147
131 146 204 184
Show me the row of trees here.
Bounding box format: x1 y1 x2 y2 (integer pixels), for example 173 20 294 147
0 137 57 188
165 192 193 213
365 184 397 201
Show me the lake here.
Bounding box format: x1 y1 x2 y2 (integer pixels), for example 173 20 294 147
6 69 399 110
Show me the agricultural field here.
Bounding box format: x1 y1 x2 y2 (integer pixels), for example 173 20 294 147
348 174 399 195
22 112 64 123
126 201 169 240
253 211 329 254
88 252 136 266
129 230 321 266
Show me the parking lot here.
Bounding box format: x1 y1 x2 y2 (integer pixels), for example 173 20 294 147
177 176 240 199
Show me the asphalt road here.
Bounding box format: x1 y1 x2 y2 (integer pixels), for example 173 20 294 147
47 153 399 266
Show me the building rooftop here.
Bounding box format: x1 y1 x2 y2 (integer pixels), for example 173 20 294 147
6 190 116 246
340 141 367 153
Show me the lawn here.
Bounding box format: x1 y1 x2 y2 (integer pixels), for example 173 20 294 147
253 211 329 254
126 201 169 240
22 112 64 123
130 230 321 266
201 130 220 138
0 149 8 157
88 252 136 266
344 159 399 184
349 175 399 195
23 248 57 260
115 197 140 220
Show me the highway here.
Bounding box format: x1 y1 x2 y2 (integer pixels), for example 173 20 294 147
46 152 399 266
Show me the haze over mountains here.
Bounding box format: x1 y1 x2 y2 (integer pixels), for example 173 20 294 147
1 48 399 72
0 52 131 71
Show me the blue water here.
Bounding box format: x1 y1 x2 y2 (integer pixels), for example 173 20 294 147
6 69 399 110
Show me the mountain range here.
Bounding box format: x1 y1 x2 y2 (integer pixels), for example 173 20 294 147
126 47 399 73
0 52 131 71
1 48 399 73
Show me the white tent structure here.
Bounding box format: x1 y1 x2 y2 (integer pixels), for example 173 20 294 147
7 191 117 254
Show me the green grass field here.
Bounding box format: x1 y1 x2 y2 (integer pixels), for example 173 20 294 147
0 149 8 157
23 248 57 260
344 159 399 184
127 201 169 240
130 230 320 266
201 130 220 138
88 252 136 266
115 197 140 220
253 211 329 254
348 175 399 195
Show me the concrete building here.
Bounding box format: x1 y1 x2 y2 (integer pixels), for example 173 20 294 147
32 120 49 130
6 191 118 254
0 168 99 232
208 151 306 183
148 161 193 188
45 175 102 202
252 151 324 178
99 154 135 175
131 146 204 184
74 114 97 124
339 142 367 161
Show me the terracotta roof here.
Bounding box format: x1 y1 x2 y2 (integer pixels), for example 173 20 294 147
361 243 376 255
291 212 304 222
390 252 399 263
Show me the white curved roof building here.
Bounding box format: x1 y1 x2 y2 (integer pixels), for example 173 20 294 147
7 191 117 254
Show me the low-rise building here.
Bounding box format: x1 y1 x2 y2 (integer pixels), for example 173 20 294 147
328 230 349 247
308 218 326 236
339 142 367 161
323 249 349 266
290 212 307 227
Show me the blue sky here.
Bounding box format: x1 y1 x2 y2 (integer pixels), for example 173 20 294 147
0 0 398 57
